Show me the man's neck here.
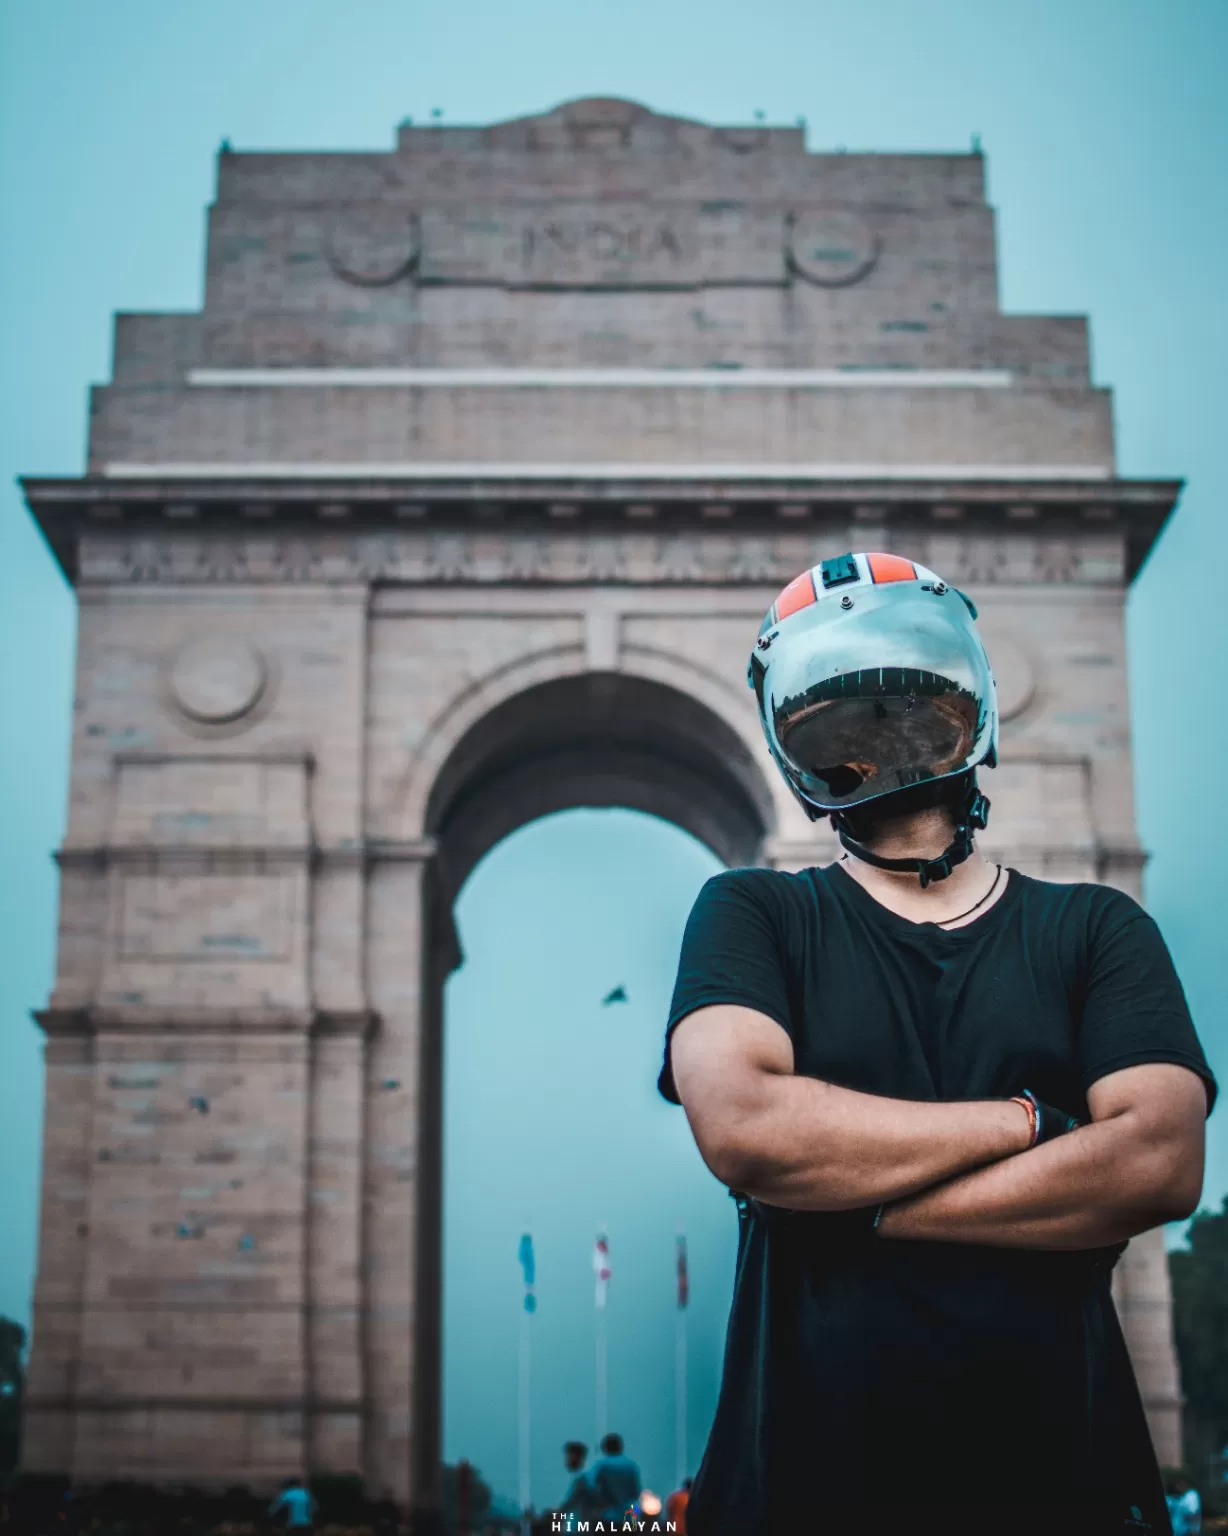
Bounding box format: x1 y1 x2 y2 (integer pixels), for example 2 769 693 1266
837 807 1003 927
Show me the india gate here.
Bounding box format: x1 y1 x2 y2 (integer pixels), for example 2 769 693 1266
21 97 1185 1511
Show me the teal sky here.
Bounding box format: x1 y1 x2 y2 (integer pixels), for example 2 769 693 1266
445 811 726 1507
2 0 1227 1510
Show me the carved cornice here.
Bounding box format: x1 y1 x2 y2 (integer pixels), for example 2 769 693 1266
34 1005 382 1038
33 1008 93 1038
1094 844 1150 878
25 1394 364 1413
112 748 316 770
313 1009 379 1039
56 845 314 872
64 528 1133 589
54 841 434 871
366 838 439 863
27 473 1180 510
23 474 1180 586
35 1006 314 1036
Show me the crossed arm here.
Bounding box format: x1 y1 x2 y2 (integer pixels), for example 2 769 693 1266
669 1005 1207 1249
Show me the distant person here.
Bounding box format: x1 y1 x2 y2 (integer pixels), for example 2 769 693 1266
268 1476 316 1531
558 1440 601 1522
591 1433 641 1521
1167 1474 1202 1535
665 1478 692 1532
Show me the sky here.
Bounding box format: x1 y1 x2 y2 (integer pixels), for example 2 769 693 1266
1 0 1227 1509
445 811 726 1507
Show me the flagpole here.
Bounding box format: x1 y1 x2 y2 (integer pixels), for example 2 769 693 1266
593 1228 610 1447
596 1305 607 1446
675 1307 687 1491
675 1231 688 1491
519 1304 531 1536
517 1230 535 1536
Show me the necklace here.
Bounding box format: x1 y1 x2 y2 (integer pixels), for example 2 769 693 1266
934 864 1003 927
839 857 1004 927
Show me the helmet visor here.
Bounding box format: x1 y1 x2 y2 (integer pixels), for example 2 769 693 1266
765 603 995 810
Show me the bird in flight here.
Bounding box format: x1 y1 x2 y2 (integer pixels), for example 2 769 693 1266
602 985 628 1006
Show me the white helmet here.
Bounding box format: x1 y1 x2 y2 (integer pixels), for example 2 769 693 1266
748 551 999 885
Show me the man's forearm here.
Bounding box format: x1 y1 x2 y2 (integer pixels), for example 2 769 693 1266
727 1077 1032 1211
876 1108 1194 1249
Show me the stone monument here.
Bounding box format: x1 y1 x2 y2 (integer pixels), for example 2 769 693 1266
21 97 1185 1509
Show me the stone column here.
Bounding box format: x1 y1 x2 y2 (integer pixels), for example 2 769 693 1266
22 1025 96 1473
1095 828 1186 1464
1113 1228 1184 1467
306 1014 369 1475
363 845 439 1511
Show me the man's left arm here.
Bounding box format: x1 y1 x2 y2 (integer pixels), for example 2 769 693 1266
877 1063 1207 1249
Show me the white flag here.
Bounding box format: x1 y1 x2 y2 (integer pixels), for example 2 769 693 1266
593 1231 611 1309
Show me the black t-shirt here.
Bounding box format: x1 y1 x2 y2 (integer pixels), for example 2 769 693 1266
659 863 1216 1536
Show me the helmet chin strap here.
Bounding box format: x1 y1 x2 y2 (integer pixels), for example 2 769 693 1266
830 785 991 891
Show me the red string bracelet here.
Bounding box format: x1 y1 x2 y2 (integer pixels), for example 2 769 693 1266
1010 1093 1039 1148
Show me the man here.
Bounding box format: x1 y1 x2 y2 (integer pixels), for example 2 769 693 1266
268 1475 316 1531
589 1433 642 1523
659 553 1216 1536
557 1440 601 1525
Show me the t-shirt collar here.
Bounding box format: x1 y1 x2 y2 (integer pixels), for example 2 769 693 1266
826 858 1019 938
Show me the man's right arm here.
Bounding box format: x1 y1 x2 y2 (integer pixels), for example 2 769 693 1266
670 1004 1031 1210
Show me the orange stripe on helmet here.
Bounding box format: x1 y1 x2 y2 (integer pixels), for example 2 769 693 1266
775 569 818 619
866 552 917 584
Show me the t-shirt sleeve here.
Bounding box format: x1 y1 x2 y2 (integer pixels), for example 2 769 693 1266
1078 894 1217 1113
657 870 795 1105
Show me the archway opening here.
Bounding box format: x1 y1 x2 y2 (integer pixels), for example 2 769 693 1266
419 672 775 1516
427 670 773 913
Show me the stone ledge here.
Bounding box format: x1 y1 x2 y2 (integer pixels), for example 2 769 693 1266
55 841 431 871
24 473 1180 587
26 472 1179 509
112 748 316 770
26 1394 362 1414
33 1006 380 1038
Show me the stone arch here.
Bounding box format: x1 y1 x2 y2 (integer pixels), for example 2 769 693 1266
396 661 778 1508
393 641 780 845
426 668 776 906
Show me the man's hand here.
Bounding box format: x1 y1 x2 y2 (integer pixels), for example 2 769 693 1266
876 1062 1207 1248
669 1004 1035 1211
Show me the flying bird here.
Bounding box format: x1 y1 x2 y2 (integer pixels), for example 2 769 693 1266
601 985 628 1006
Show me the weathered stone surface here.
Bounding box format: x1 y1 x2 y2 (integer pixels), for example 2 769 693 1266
20 98 1187 1506
75 529 1128 588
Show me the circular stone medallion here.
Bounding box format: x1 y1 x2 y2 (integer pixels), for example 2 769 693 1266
327 208 420 287
988 636 1037 722
790 209 879 287
170 636 267 725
